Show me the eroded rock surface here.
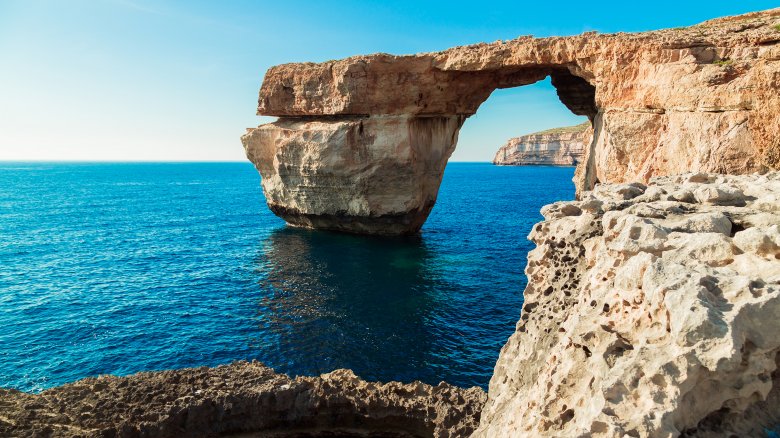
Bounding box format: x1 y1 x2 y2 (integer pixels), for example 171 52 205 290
475 172 780 437
493 123 590 166
243 9 780 234
243 115 463 234
0 361 485 438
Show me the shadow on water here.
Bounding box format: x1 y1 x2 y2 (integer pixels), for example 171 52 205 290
250 227 444 383
241 165 577 388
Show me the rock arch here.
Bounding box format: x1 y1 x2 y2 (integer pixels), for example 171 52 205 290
242 10 780 235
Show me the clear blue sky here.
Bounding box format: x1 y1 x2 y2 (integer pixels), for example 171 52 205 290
1 1 777 162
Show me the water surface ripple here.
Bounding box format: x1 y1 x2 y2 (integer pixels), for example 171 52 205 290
0 162 574 391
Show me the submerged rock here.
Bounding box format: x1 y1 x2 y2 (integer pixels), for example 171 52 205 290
475 171 780 437
492 123 590 166
243 8 780 235
0 361 486 437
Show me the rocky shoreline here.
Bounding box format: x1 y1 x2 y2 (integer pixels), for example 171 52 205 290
492 123 590 167
0 362 485 437
3 171 778 437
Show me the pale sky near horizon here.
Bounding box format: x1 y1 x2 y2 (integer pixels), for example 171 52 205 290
1 1 777 162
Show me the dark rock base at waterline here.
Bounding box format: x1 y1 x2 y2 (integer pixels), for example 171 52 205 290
268 202 435 236
0 361 485 438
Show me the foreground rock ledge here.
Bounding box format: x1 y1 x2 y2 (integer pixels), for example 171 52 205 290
242 9 780 235
476 171 780 437
0 362 485 437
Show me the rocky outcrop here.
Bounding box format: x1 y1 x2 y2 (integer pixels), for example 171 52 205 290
493 123 590 166
475 171 780 437
0 361 486 437
243 115 463 234
242 8 780 235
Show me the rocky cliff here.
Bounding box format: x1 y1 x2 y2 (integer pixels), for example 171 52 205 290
476 171 780 437
493 123 590 166
242 8 780 235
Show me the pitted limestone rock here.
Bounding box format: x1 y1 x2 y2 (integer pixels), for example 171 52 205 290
0 362 486 438
475 172 780 438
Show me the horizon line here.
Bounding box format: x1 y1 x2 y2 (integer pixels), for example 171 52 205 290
0 159 496 164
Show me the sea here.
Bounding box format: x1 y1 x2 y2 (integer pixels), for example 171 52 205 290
0 162 575 392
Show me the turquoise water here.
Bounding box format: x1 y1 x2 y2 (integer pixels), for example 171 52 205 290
0 162 574 392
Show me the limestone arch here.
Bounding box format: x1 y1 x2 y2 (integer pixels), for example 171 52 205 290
243 63 601 235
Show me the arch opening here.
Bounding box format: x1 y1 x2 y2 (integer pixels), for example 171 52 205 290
449 70 596 170
449 67 600 194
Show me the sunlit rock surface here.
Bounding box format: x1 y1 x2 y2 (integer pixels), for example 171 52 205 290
0 361 486 437
243 8 780 234
243 115 463 235
493 123 590 166
475 171 780 437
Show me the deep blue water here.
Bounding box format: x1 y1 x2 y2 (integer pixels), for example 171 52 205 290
0 162 574 392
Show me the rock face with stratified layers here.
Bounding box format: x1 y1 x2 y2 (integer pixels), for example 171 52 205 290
243 115 463 234
493 123 590 166
242 9 780 235
474 171 780 437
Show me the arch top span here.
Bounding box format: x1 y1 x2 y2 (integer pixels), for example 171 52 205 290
242 9 780 235
255 51 596 118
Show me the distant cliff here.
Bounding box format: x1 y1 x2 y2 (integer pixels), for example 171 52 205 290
492 122 591 166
